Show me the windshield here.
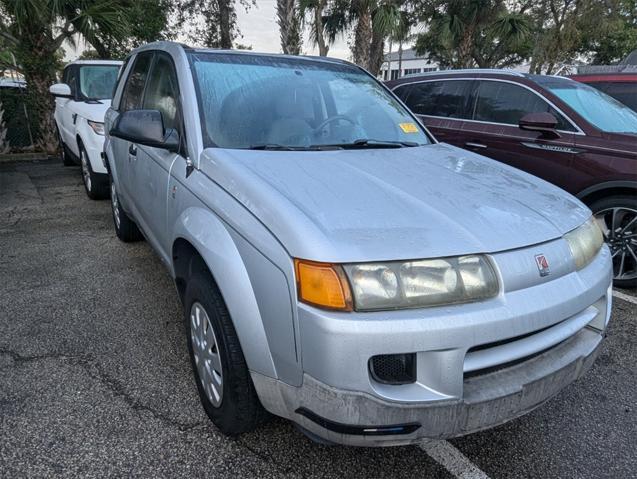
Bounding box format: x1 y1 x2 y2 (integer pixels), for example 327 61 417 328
79 65 120 100
189 52 431 149
541 78 637 134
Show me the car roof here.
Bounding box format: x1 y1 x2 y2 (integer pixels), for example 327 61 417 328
66 60 123 66
130 40 357 69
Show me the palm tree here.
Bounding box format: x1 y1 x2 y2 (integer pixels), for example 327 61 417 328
0 0 127 153
325 0 405 75
277 0 303 54
299 0 329 56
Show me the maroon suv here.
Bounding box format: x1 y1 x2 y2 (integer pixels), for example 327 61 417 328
387 70 637 287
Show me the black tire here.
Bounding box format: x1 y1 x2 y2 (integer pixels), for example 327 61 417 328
589 195 637 289
79 143 109 200
109 176 143 242
184 267 268 436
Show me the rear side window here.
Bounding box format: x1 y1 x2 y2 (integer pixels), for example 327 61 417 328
120 52 153 112
395 80 473 119
143 54 180 131
474 81 575 131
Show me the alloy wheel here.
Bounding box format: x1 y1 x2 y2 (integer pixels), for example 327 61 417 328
81 150 91 192
190 302 223 407
595 207 637 282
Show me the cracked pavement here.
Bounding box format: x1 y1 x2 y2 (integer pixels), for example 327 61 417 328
1 159 636 478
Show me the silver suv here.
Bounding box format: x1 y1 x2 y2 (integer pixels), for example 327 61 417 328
104 42 612 446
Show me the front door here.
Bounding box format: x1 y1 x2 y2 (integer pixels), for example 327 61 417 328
460 80 581 194
57 66 78 151
131 52 184 260
110 51 154 209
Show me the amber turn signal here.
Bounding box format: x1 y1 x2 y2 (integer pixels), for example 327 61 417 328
294 259 353 311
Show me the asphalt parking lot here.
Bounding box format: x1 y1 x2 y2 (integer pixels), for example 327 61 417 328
1 159 636 478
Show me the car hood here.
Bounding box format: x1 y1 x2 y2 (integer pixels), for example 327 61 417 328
70 99 112 123
199 143 590 263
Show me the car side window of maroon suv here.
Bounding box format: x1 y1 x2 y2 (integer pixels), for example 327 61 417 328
473 80 576 132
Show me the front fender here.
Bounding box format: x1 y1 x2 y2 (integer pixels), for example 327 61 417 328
172 207 278 379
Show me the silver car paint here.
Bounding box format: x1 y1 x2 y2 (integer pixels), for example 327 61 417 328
104 42 612 445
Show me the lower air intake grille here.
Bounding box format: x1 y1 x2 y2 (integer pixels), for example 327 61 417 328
369 353 416 385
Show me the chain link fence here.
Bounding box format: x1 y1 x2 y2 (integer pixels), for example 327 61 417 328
0 79 41 159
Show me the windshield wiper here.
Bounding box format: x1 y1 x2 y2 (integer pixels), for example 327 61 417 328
248 144 300 151
310 139 420 150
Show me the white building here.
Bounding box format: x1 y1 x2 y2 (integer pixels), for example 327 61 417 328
379 48 439 81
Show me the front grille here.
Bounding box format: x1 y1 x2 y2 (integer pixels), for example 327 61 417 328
369 353 416 385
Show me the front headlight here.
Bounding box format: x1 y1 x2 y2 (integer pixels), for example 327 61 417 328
343 255 499 311
564 217 604 270
87 120 105 135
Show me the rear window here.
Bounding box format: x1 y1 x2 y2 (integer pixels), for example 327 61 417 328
584 82 637 112
394 80 473 119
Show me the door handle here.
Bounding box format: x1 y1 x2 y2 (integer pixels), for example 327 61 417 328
129 144 137 156
465 142 487 149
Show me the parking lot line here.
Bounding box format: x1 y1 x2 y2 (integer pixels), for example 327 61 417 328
612 290 637 305
420 440 490 479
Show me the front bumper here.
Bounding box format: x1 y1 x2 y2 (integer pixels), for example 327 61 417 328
252 242 612 446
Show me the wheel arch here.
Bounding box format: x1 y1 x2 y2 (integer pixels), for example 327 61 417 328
171 208 278 379
577 181 637 207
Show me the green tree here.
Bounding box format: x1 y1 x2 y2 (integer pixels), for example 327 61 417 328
90 0 176 58
182 0 254 49
0 0 128 153
324 0 406 74
414 0 532 69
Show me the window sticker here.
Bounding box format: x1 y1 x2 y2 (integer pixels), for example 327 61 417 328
399 122 418 133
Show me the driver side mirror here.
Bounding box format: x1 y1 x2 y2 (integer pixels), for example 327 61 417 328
519 112 561 139
50 83 73 99
109 110 180 153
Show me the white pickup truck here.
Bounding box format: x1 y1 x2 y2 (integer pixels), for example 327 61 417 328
50 60 122 199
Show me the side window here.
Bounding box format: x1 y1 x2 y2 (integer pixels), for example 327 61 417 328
474 81 575 131
120 52 153 112
65 67 77 97
143 54 180 131
111 57 130 110
396 80 473 119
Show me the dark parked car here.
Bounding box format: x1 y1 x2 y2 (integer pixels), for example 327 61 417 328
387 70 637 287
569 73 637 112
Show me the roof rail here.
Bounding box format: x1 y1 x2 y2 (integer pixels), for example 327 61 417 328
401 68 525 78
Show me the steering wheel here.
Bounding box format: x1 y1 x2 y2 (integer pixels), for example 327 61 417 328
314 115 357 133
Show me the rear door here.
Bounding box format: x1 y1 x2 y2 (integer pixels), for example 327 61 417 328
392 79 475 146
132 52 184 258
111 51 154 209
461 79 582 192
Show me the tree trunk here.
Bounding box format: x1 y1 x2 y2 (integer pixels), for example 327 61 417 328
277 0 302 54
369 28 385 76
314 0 328 56
398 42 403 76
353 10 372 69
16 33 58 155
218 0 233 49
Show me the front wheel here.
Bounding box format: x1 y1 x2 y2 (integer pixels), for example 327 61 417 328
591 195 637 288
80 144 108 200
184 269 268 435
109 177 143 242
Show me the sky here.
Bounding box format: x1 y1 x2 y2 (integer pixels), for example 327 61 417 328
64 0 352 61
